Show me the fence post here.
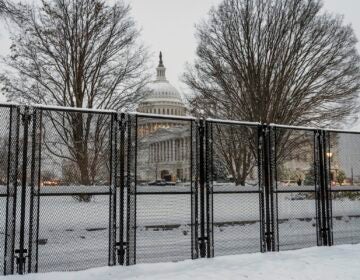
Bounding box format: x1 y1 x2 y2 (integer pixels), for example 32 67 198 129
257 125 266 252
108 113 117 266
205 121 214 258
3 106 20 275
317 130 333 246
314 130 322 246
259 125 276 252
117 113 127 265
198 119 206 258
324 130 333 245
191 120 199 259
126 114 137 265
16 106 31 274
268 126 278 251
27 108 42 273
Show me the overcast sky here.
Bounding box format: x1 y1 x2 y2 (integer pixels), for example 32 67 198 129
1 0 360 128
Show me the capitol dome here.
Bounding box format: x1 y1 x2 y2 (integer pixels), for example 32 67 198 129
137 52 186 116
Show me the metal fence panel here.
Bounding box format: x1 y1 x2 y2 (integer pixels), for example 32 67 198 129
133 115 194 264
33 109 115 272
273 127 318 250
1 106 19 275
328 132 360 245
209 122 262 256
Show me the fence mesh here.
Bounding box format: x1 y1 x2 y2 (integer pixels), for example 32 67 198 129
0 106 12 275
329 132 360 245
134 116 193 263
274 128 318 250
35 109 114 272
210 123 261 256
332 191 360 245
213 193 260 255
37 195 110 272
0 195 6 274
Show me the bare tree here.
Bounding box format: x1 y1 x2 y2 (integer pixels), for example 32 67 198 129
0 1 22 19
1 0 149 193
185 0 360 185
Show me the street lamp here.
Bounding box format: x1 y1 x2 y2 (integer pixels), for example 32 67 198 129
326 152 335 185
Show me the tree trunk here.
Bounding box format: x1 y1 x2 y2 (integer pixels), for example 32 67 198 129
235 176 246 186
73 114 92 202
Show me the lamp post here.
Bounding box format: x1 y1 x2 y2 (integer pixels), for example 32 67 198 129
326 152 334 185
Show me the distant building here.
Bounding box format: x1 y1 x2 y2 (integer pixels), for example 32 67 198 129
137 52 191 182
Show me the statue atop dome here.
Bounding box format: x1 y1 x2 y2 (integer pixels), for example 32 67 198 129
156 51 166 81
158 51 164 67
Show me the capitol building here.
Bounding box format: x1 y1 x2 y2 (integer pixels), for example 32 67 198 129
137 53 191 183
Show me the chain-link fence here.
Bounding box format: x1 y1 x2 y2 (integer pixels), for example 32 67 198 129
34 109 115 272
134 115 194 263
273 127 319 250
1 104 360 275
328 131 360 246
210 121 262 256
0 106 12 275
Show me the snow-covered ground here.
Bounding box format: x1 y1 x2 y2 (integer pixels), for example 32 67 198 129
1 185 360 273
1 244 360 280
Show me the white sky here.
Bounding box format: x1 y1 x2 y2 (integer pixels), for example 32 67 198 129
1 0 360 128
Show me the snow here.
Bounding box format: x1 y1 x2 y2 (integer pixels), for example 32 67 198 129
1 244 360 280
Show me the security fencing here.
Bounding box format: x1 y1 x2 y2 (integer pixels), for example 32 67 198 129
1 104 360 275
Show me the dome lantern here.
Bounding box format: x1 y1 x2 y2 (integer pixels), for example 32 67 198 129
156 51 166 81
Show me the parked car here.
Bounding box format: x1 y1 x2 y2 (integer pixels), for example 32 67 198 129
148 180 176 186
148 180 167 186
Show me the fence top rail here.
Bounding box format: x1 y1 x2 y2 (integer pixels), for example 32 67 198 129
270 123 360 134
206 118 260 126
0 102 118 114
270 123 319 132
130 112 260 126
35 104 117 114
325 128 360 134
128 111 196 121
0 102 19 108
